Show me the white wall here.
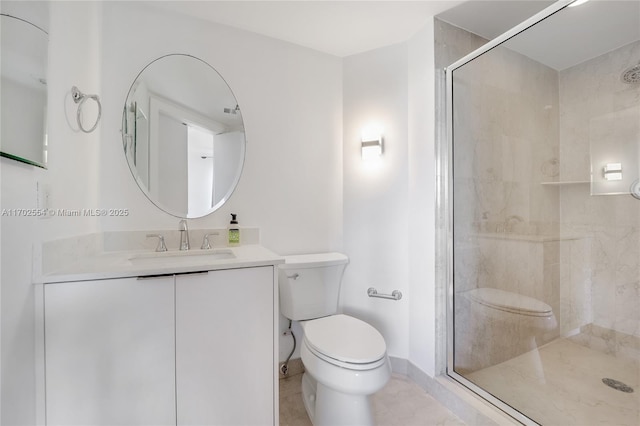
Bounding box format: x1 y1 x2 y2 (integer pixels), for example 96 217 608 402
42 2 101 241
407 21 438 377
98 2 344 257
0 1 101 424
342 43 411 360
341 22 438 375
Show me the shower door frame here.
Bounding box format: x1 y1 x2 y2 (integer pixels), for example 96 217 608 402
442 1 575 424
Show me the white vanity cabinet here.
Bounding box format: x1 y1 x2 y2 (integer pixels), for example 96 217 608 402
175 267 274 425
44 276 176 426
43 265 277 426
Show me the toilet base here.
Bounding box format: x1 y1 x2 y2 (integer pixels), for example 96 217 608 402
301 372 374 426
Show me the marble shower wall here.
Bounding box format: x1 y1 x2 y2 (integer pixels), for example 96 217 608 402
446 20 639 372
451 36 561 295
449 21 562 371
559 40 640 340
452 41 560 239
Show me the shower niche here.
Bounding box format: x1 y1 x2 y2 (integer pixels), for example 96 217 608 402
589 105 640 196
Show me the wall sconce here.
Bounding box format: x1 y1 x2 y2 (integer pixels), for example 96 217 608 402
603 163 622 181
361 135 383 160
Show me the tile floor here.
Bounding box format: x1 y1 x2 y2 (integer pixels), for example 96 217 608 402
280 335 640 425
466 338 640 426
279 372 466 426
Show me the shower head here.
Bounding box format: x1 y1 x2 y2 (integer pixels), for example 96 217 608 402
621 62 640 84
224 104 240 114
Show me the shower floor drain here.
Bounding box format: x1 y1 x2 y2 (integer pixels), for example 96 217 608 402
602 378 634 393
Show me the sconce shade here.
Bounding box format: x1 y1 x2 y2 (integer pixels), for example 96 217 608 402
362 136 382 160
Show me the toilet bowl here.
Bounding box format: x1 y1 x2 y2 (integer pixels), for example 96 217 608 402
299 315 391 426
278 253 391 426
456 287 558 372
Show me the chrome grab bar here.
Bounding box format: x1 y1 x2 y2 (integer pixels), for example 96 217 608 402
367 287 402 301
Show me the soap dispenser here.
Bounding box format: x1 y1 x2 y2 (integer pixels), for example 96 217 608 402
228 213 240 246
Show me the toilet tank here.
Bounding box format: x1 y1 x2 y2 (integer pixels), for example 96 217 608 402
278 253 349 321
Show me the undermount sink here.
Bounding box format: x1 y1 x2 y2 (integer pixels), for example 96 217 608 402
128 249 236 264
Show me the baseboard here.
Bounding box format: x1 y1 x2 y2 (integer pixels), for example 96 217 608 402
388 356 409 375
406 361 518 425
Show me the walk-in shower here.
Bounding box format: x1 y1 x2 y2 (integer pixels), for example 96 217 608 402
442 1 640 424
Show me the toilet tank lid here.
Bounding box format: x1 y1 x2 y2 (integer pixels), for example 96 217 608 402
279 252 348 269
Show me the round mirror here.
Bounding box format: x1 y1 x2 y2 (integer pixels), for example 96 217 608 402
122 54 245 218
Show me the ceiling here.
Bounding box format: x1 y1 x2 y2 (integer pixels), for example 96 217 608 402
144 1 464 57
503 0 640 70
144 1 639 69
438 0 640 70
437 1 555 41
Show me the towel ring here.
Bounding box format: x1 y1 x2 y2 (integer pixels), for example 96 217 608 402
71 86 102 133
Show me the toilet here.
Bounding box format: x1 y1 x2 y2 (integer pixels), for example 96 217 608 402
278 253 391 426
456 287 558 372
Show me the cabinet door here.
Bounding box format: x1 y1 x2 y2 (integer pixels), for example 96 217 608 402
176 267 274 426
44 277 176 426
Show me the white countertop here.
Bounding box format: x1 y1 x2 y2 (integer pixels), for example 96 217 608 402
39 244 284 284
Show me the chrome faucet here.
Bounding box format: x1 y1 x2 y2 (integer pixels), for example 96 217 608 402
146 234 167 252
179 219 190 250
201 232 219 250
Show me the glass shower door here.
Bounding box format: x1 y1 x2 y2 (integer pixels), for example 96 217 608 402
447 1 640 424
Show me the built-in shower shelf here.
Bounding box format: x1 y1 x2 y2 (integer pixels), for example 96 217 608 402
540 180 590 186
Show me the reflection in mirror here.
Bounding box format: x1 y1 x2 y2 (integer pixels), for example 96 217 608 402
0 14 48 168
122 54 245 218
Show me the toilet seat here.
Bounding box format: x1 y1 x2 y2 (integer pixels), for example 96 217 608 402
301 314 387 370
466 288 552 317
